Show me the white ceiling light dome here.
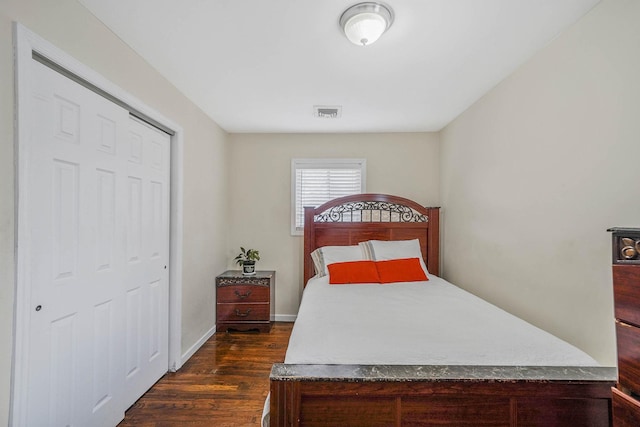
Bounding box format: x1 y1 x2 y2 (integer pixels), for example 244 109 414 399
340 2 394 46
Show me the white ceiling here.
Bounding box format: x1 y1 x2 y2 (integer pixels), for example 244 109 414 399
77 0 600 134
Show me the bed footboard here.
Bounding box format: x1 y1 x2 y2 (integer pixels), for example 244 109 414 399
270 364 615 427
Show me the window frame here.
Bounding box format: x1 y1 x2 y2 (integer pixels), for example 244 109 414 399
291 158 366 236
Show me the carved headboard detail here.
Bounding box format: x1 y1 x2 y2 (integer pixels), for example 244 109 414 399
303 194 440 285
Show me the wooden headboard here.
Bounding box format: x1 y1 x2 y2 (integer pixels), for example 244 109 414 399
303 193 440 284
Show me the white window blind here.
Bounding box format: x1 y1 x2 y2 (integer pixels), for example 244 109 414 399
291 159 366 235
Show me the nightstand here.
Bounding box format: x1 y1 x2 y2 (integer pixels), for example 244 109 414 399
216 270 275 332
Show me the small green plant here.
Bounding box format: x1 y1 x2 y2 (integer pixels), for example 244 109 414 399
234 247 260 266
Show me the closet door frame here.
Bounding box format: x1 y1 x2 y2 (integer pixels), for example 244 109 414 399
11 22 184 426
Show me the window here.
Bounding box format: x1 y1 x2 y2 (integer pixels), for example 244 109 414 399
291 158 366 235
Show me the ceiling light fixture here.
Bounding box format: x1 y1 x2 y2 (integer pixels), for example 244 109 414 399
340 2 394 46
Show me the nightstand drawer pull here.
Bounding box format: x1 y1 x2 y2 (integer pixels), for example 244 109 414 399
234 289 252 299
235 308 252 317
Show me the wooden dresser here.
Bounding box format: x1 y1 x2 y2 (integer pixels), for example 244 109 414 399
216 270 275 333
609 228 640 426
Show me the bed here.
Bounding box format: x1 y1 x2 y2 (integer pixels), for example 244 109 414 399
268 193 615 426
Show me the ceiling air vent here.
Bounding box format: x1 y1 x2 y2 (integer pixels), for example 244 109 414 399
313 105 342 119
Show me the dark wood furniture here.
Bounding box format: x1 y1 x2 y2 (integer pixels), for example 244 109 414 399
270 194 615 426
609 228 640 426
216 270 275 333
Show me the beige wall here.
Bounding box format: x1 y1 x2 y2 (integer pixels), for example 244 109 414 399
227 133 440 316
440 0 640 366
0 0 228 423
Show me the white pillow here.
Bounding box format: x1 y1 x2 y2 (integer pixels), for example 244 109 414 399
310 245 364 277
359 239 429 275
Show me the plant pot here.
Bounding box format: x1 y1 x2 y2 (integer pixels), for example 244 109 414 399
242 261 256 276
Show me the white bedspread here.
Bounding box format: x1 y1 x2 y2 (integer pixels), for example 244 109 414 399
284 275 598 366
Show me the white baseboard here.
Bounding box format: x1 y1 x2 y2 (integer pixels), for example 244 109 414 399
180 324 216 367
274 314 297 322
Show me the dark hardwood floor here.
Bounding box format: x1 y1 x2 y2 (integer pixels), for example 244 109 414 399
118 322 293 427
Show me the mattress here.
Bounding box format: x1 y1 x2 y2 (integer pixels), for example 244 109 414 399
284 275 598 366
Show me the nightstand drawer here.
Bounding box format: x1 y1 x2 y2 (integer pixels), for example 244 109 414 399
613 265 640 327
217 285 269 303
612 387 640 427
617 320 640 395
217 303 269 322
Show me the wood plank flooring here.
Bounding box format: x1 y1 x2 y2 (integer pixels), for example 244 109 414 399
118 322 293 427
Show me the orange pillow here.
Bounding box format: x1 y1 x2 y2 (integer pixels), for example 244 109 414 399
327 260 381 284
375 258 428 284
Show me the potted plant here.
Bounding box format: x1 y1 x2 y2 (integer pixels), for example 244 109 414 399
235 247 260 276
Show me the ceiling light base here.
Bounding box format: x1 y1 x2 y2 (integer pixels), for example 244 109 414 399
340 2 394 46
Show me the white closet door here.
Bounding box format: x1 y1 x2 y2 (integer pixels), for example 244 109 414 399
123 117 170 408
25 59 169 426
